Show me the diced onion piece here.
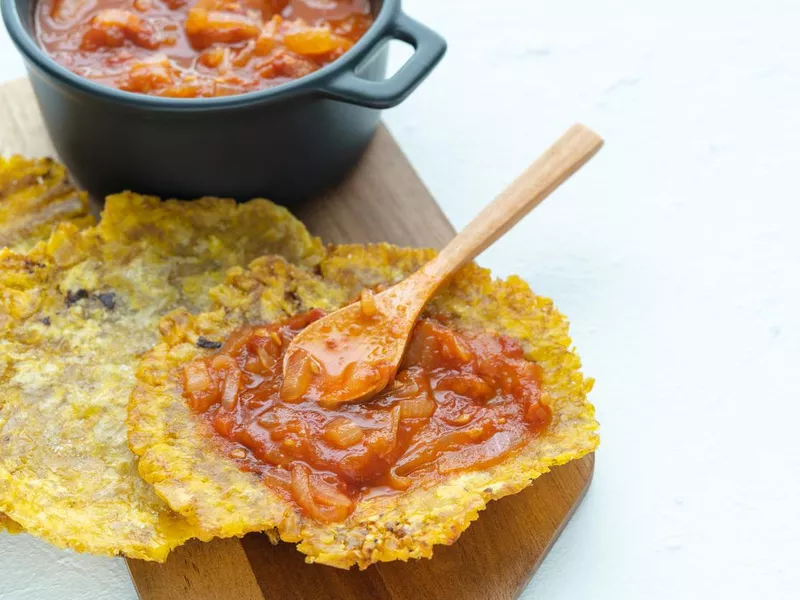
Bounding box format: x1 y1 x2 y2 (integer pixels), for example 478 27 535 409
388 404 401 442
220 325 253 354
243 353 262 373
367 405 401 458
232 41 255 67
395 427 481 477
81 9 159 50
449 412 473 425
184 360 212 394
259 47 319 79
391 369 430 400
386 467 412 491
254 34 275 56
210 355 241 410
254 15 282 59
290 464 350 522
290 463 316 513
256 345 275 371
210 354 237 372
159 83 204 98
253 439 292 468
323 417 364 449
185 8 261 50
401 320 438 367
124 54 173 93
183 360 218 411
398 395 436 419
198 46 227 69
393 445 436 477
465 426 487 441
281 350 316 402
283 27 352 56
450 334 474 363
309 475 353 508
220 366 242 410
338 451 370 476
436 373 494 402
211 408 235 436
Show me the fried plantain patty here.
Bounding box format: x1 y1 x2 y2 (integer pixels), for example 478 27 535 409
0 191 323 560
128 244 599 569
0 156 94 252
0 155 94 534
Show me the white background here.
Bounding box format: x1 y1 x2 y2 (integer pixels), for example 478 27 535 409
2 1 800 598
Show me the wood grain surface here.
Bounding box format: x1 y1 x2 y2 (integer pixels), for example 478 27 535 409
1 77 595 600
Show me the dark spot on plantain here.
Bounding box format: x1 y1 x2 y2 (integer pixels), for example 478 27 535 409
65 289 89 306
96 292 116 310
197 337 223 350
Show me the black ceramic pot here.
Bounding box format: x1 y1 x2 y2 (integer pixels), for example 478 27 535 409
1 0 445 203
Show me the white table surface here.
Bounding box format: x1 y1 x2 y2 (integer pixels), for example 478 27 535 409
2 1 800 598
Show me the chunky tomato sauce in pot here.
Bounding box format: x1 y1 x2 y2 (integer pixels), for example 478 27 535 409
182 309 552 522
35 0 373 97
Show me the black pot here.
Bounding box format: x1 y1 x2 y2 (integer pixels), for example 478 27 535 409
1 0 445 203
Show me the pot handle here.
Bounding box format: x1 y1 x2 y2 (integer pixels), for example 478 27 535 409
323 13 446 109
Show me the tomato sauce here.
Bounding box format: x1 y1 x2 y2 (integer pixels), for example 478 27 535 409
35 0 373 98
182 309 552 522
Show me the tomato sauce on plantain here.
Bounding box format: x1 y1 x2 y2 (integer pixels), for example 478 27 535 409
182 309 551 522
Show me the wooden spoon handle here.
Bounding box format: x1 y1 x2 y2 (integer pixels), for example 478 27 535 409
428 124 604 279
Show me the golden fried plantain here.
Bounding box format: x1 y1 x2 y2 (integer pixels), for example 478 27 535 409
0 155 91 535
0 156 94 251
128 244 599 569
0 191 323 560
0 512 23 534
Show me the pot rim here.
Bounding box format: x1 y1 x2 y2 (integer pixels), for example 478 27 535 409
1 0 401 112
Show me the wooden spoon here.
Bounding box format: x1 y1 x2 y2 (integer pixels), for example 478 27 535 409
281 124 604 408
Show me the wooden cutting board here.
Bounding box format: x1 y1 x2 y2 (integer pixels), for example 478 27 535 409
0 77 595 600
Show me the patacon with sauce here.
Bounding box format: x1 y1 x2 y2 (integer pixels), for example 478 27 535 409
35 0 373 97
182 307 553 522
178 124 603 522
127 243 600 569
